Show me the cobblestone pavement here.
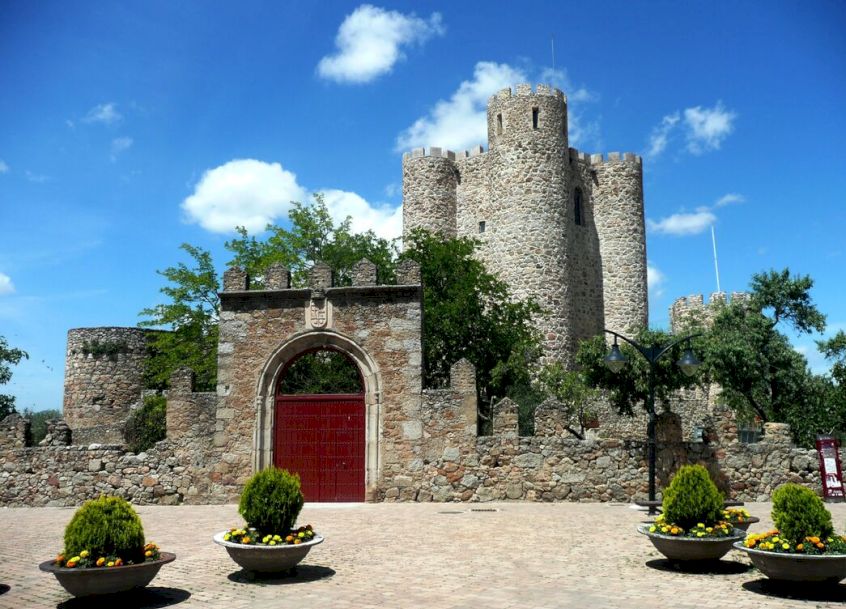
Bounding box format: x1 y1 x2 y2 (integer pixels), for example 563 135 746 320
2 501 846 609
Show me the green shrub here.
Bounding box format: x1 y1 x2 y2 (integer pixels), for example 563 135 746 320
662 464 724 529
238 467 304 534
772 483 833 543
124 394 166 453
64 496 146 563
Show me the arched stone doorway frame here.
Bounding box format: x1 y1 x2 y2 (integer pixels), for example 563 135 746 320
253 329 382 494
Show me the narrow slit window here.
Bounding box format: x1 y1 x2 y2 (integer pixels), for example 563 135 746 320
496 113 503 135
574 188 583 226
532 107 539 129
479 221 486 234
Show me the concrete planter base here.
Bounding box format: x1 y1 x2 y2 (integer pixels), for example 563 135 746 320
734 542 846 583
39 553 176 597
213 532 323 573
638 525 744 562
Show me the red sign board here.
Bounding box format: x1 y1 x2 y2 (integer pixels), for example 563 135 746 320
816 435 845 501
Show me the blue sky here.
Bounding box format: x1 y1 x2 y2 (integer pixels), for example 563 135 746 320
1 1 845 412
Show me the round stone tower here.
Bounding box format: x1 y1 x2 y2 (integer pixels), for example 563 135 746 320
592 153 648 335
481 84 574 363
402 147 458 239
63 327 154 445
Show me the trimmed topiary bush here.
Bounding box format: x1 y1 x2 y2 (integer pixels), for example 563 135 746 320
64 496 146 564
772 483 834 543
662 464 724 530
238 467 304 534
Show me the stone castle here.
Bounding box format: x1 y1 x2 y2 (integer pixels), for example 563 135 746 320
0 85 827 507
403 84 647 363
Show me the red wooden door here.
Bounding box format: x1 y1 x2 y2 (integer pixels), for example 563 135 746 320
273 393 365 502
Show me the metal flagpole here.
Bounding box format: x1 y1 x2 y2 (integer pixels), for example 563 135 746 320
711 225 721 293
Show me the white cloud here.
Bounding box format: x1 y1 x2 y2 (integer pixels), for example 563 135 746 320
645 101 737 157
647 264 666 297
646 112 680 158
82 102 122 126
714 192 745 208
396 61 527 152
320 189 402 241
318 4 444 84
0 160 8 174
0 272 14 295
684 101 737 154
110 137 133 161
183 159 401 240
182 159 308 233
647 209 716 236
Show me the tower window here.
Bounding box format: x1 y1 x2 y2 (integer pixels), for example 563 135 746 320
479 221 486 233
496 113 503 135
532 107 539 129
574 188 583 226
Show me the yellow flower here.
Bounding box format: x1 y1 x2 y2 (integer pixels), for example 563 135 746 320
107 561 115 567
696 532 705 537
269 540 277 546
79 550 89 559
706 527 713 533
782 543 790 550
145 550 153 557
697 523 704 528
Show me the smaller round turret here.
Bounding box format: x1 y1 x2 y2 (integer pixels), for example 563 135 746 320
402 147 458 240
487 83 568 153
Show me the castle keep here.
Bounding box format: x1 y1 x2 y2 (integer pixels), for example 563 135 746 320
403 84 648 363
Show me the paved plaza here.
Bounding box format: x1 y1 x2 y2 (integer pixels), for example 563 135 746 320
2 501 846 609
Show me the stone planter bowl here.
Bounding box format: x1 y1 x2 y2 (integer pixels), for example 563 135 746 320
39 553 176 597
638 525 744 562
213 532 323 573
734 542 846 583
731 516 760 532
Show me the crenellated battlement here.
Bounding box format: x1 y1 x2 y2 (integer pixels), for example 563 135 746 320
588 151 642 166
669 291 750 333
489 83 567 104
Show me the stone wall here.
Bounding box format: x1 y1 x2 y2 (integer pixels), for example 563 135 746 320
63 327 161 444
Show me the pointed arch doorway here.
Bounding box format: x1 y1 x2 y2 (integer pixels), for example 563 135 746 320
273 347 366 502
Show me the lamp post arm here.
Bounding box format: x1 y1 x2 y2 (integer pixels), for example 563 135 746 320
652 332 704 363
604 329 703 365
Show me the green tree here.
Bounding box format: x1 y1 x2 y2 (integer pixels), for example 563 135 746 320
819 330 846 385
139 244 220 391
701 269 829 446
535 363 600 439
0 335 28 419
225 193 398 287
400 229 542 411
575 329 702 416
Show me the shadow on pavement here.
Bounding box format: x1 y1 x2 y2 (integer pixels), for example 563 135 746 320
743 578 846 602
0 584 9 595
645 558 751 575
227 564 335 585
57 586 191 609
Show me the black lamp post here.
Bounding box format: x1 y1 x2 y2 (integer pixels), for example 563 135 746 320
603 329 702 513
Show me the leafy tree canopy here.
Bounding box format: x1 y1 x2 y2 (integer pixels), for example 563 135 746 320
0 335 28 419
575 329 702 417
139 244 220 391
226 194 398 288
535 363 600 439
400 229 541 404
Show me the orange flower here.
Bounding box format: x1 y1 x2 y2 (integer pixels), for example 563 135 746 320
817 543 825 550
96 557 106 567
796 543 804 551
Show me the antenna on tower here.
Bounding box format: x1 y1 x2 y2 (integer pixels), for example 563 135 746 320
551 35 556 72
711 224 721 292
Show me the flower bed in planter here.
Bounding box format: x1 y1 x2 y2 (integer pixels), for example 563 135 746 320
213 526 323 573
721 507 759 532
733 484 846 584
40 497 174 597
639 521 744 562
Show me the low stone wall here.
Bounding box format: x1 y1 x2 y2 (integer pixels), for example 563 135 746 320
0 439 226 507
380 429 829 503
